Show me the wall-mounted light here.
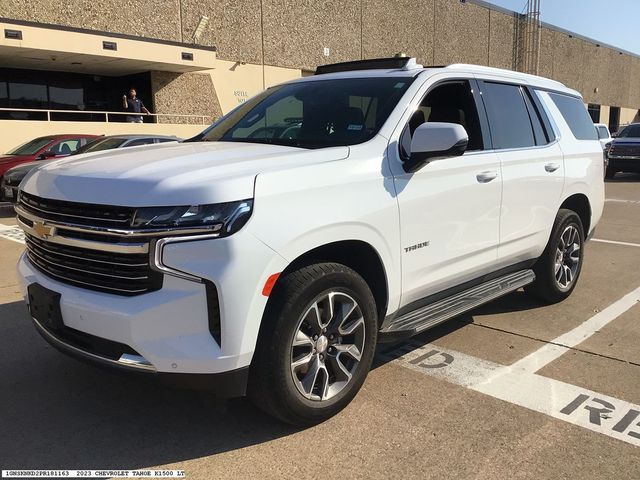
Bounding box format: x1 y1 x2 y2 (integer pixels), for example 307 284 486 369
594 87 599 94
181 52 194 61
193 15 210 44
4 29 22 40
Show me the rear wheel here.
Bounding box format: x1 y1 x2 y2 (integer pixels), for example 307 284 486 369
525 209 585 304
248 263 378 426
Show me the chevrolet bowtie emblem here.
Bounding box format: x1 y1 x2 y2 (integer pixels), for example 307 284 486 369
33 221 55 239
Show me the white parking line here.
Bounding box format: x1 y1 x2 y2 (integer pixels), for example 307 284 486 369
382 341 640 447
511 286 640 373
606 198 640 205
592 238 640 248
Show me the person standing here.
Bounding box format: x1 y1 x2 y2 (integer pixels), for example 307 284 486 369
122 88 150 123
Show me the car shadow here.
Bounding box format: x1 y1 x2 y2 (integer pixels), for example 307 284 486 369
0 300 301 470
606 172 640 182
373 290 546 368
3 289 545 469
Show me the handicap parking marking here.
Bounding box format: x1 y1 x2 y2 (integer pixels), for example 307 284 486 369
381 340 640 447
0 224 25 244
380 285 640 446
592 238 640 248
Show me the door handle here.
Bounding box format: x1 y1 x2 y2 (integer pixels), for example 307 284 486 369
476 171 498 183
545 162 560 173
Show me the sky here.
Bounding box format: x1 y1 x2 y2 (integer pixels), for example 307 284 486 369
482 0 640 55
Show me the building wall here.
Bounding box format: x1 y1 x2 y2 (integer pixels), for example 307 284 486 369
150 71 222 124
2 0 640 119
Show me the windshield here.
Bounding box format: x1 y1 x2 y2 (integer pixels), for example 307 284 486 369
193 77 414 148
7 137 53 156
617 124 640 138
73 138 127 155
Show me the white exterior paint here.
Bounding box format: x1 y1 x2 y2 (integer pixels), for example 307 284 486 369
15 63 605 378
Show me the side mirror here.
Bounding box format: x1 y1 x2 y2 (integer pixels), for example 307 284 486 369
611 131 618 138
403 122 469 173
38 150 56 160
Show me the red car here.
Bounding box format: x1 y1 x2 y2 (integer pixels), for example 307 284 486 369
0 134 99 178
0 134 99 201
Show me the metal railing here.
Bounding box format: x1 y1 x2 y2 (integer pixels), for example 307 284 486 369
0 107 212 125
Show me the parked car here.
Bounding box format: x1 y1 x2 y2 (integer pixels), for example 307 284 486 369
1 135 181 203
595 123 612 150
0 134 98 201
15 58 604 425
606 123 640 178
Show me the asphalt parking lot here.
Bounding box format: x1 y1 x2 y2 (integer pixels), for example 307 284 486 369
1 176 639 479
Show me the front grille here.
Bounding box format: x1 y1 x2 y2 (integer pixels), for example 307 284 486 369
609 144 640 157
25 233 162 296
19 191 135 228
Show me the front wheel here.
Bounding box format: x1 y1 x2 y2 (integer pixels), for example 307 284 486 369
248 263 378 426
525 209 585 304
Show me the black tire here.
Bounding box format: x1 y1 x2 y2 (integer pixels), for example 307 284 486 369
248 262 378 426
525 209 585 304
605 165 617 179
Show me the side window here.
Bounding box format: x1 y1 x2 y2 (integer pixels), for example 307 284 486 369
125 138 155 147
597 126 609 139
400 80 485 158
522 89 549 146
548 93 599 141
50 139 80 155
481 82 535 149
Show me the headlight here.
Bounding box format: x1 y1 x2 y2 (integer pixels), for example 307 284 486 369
131 199 253 236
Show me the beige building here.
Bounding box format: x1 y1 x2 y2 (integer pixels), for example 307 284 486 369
1 0 639 153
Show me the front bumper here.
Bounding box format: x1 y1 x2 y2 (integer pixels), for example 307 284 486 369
31 315 249 396
608 156 640 172
17 229 287 385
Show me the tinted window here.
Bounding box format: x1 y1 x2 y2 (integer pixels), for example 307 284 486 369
197 77 414 149
549 93 598 141
522 89 548 145
482 82 535 149
617 124 640 138
7 137 53 155
75 138 126 154
125 138 155 147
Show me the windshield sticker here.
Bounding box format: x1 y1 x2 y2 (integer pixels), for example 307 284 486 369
347 124 364 131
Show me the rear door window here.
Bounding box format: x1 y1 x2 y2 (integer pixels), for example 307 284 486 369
481 82 536 149
548 93 599 141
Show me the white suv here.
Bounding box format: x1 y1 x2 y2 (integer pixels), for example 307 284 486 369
16 58 604 425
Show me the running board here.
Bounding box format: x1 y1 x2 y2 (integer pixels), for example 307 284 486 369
380 269 535 338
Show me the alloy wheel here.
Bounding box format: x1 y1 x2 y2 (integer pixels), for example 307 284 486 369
554 224 581 290
290 291 366 401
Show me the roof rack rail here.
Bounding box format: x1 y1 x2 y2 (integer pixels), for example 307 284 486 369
315 57 424 75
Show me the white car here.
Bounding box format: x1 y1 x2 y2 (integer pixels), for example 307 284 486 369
15 58 604 425
595 122 612 150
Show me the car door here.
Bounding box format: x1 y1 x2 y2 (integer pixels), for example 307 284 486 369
476 79 564 263
389 76 502 308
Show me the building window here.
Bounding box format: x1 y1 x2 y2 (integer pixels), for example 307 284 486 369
609 106 620 134
587 103 600 123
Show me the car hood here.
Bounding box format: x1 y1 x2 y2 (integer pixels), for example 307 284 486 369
5 160 44 179
20 141 350 206
612 138 640 145
0 155 31 166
